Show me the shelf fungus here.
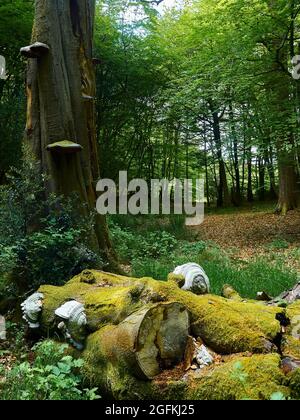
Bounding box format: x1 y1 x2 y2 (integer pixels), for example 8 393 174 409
46 140 83 154
82 94 95 102
21 292 44 329
173 263 210 295
55 300 87 351
20 42 50 59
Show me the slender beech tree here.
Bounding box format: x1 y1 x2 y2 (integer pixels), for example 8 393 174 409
22 0 116 267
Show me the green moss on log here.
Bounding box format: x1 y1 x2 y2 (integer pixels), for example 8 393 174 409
188 354 289 400
288 368 300 399
281 301 300 359
39 270 284 354
34 270 300 400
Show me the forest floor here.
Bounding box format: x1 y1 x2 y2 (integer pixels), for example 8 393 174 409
111 203 299 299
192 205 300 272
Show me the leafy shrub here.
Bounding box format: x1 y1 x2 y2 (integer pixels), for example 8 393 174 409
109 223 139 261
10 228 103 289
110 221 177 261
179 240 207 255
109 214 190 239
132 257 173 280
143 231 177 258
0 148 104 293
0 340 100 401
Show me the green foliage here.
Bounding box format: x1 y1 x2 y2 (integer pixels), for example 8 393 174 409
267 239 290 250
179 240 207 255
91 0 300 210
11 228 103 289
110 221 177 261
202 258 297 299
0 0 33 50
111 216 298 298
0 1 33 179
0 148 104 294
0 340 100 401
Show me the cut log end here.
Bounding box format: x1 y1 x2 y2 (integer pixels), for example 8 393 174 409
107 302 190 380
138 303 189 377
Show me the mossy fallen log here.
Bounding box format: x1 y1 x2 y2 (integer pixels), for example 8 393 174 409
37 270 284 354
22 270 300 400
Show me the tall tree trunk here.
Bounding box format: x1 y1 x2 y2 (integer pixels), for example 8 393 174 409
23 0 116 267
204 129 210 208
275 84 299 214
276 155 299 214
247 146 254 202
258 156 266 202
275 70 299 214
264 146 278 199
229 103 241 205
265 0 299 214
212 110 230 207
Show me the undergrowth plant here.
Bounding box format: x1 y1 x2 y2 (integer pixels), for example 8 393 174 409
0 147 104 296
0 340 100 401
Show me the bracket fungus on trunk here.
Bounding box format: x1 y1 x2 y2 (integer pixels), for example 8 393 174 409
82 94 95 102
20 42 50 59
46 140 83 155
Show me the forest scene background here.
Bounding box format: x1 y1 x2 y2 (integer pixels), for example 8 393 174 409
0 0 300 400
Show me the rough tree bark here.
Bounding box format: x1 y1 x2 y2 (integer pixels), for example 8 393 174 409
22 0 116 266
275 66 299 214
265 1 299 214
276 154 299 214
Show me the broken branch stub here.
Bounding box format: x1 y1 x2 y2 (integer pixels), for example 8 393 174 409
92 58 102 65
20 42 50 59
